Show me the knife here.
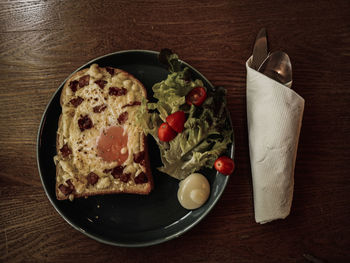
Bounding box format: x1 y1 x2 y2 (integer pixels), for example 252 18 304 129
251 28 268 70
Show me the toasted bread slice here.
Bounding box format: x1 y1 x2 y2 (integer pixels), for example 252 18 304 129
54 64 153 200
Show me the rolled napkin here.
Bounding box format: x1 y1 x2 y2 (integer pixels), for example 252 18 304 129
246 56 305 224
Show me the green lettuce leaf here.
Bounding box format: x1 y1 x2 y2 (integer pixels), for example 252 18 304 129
135 53 232 180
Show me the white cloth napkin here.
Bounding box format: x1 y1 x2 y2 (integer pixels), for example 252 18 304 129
246 56 305 224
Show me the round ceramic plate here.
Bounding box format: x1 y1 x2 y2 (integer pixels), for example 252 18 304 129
37 50 234 247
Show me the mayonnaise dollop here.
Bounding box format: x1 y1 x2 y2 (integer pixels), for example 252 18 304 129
177 173 210 209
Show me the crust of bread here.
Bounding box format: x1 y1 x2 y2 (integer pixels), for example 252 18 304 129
55 65 153 200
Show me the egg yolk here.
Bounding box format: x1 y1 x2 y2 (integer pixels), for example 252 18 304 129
97 126 128 163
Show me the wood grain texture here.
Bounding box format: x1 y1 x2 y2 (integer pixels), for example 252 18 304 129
0 0 349 262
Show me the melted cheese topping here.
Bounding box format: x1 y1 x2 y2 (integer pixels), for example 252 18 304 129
55 64 147 196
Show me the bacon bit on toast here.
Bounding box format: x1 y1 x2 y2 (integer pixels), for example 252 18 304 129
106 67 114 76
69 80 79 92
111 166 130 182
117 111 128 124
60 143 72 157
93 104 107 113
111 166 124 177
70 96 84 107
78 115 93 131
133 151 145 164
59 179 75 195
119 173 131 183
109 87 127 96
87 172 99 185
122 101 141 108
95 79 107 89
134 172 148 184
79 75 90 87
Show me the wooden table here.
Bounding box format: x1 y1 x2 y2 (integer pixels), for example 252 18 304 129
1 0 349 262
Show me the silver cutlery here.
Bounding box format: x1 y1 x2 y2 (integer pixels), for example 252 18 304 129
252 28 293 88
251 28 268 70
258 51 293 87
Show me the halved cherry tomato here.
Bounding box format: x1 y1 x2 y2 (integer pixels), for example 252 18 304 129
166 111 186 133
214 156 235 175
158 122 177 142
186 86 207 106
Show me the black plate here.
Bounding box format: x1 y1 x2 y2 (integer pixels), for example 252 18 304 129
37 50 234 247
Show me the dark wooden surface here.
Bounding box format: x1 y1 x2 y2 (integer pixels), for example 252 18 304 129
1 0 349 262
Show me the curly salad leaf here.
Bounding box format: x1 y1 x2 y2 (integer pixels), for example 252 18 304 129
136 51 232 180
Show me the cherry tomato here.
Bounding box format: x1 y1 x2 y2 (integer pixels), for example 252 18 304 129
214 156 235 175
186 86 207 106
166 111 186 133
158 122 177 142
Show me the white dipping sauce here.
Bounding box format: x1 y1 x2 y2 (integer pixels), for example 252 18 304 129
177 173 210 210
